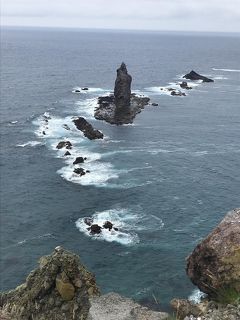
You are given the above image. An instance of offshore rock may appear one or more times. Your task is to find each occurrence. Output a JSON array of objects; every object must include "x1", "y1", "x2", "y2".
[
  {"x1": 0, "y1": 247, "x2": 100, "y2": 320},
  {"x1": 186, "y1": 208, "x2": 240, "y2": 301},
  {"x1": 73, "y1": 117, "x2": 103, "y2": 140},
  {"x1": 183, "y1": 70, "x2": 214, "y2": 82},
  {"x1": 179, "y1": 81, "x2": 192, "y2": 90},
  {"x1": 94, "y1": 63, "x2": 150, "y2": 125},
  {"x1": 114, "y1": 62, "x2": 132, "y2": 108},
  {"x1": 56, "y1": 141, "x2": 72, "y2": 149},
  {"x1": 87, "y1": 292, "x2": 169, "y2": 320},
  {"x1": 95, "y1": 93, "x2": 150, "y2": 125}
]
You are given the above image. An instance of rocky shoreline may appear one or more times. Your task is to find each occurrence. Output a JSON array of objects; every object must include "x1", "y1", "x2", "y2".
[{"x1": 1, "y1": 208, "x2": 239, "y2": 319}]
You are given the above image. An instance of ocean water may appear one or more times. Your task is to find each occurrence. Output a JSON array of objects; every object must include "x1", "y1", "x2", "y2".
[{"x1": 0, "y1": 27, "x2": 240, "y2": 310}]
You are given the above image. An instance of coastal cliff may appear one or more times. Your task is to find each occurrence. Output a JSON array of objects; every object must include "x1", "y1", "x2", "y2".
[{"x1": 1, "y1": 209, "x2": 239, "y2": 319}]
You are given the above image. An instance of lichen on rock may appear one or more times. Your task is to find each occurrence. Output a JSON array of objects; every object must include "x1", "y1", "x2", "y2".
[{"x1": 0, "y1": 246, "x2": 100, "y2": 320}]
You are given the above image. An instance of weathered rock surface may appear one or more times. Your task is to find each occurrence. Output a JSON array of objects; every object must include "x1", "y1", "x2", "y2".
[
  {"x1": 183, "y1": 70, "x2": 214, "y2": 82},
  {"x1": 114, "y1": 62, "x2": 132, "y2": 108},
  {"x1": 73, "y1": 117, "x2": 104, "y2": 140},
  {"x1": 0, "y1": 247, "x2": 100, "y2": 320},
  {"x1": 94, "y1": 63, "x2": 150, "y2": 125},
  {"x1": 183, "y1": 303, "x2": 240, "y2": 320},
  {"x1": 87, "y1": 292, "x2": 169, "y2": 320},
  {"x1": 95, "y1": 94, "x2": 150, "y2": 125},
  {"x1": 186, "y1": 208, "x2": 240, "y2": 301}
]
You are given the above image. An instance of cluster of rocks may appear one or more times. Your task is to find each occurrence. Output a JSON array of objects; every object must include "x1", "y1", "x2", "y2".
[
  {"x1": 84, "y1": 218, "x2": 119, "y2": 235},
  {"x1": 162, "y1": 70, "x2": 214, "y2": 97},
  {"x1": 74, "y1": 87, "x2": 89, "y2": 93},
  {"x1": 94, "y1": 63, "x2": 151, "y2": 125},
  {"x1": 56, "y1": 142, "x2": 90, "y2": 177},
  {"x1": 73, "y1": 117, "x2": 103, "y2": 140}
]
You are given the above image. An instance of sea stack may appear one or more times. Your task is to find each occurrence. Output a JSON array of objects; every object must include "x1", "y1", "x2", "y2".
[
  {"x1": 94, "y1": 63, "x2": 150, "y2": 125},
  {"x1": 114, "y1": 62, "x2": 132, "y2": 108}
]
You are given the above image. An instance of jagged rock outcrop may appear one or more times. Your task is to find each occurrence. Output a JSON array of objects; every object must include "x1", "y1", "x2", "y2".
[
  {"x1": 114, "y1": 62, "x2": 132, "y2": 108},
  {"x1": 94, "y1": 63, "x2": 150, "y2": 125},
  {"x1": 87, "y1": 292, "x2": 169, "y2": 320},
  {"x1": 73, "y1": 117, "x2": 103, "y2": 140},
  {"x1": 183, "y1": 70, "x2": 214, "y2": 82},
  {"x1": 186, "y1": 208, "x2": 240, "y2": 302},
  {"x1": 0, "y1": 247, "x2": 100, "y2": 320}
]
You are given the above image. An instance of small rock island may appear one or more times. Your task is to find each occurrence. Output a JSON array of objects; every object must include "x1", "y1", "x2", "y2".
[{"x1": 94, "y1": 63, "x2": 150, "y2": 125}]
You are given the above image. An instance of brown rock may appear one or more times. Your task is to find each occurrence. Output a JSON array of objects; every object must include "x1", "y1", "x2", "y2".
[
  {"x1": 56, "y1": 272, "x2": 75, "y2": 301},
  {"x1": 186, "y1": 208, "x2": 240, "y2": 302}
]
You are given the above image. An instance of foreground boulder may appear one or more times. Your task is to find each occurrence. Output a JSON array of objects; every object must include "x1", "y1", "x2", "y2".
[
  {"x1": 186, "y1": 208, "x2": 240, "y2": 302},
  {"x1": 0, "y1": 247, "x2": 100, "y2": 320},
  {"x1": 73, "y1": 117, "x2": 103, "y2": 140},
  {"x1": 94, "y1": 63, "x2": 150, "y2": 125},
  {"x1": 87, "y1": 292, "x2": 169, "y2": 320},
  {"x1": 183, "y1": 70, "x2": 214, "y2": 82}
]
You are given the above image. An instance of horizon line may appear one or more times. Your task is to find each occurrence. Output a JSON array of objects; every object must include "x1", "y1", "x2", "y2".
[{"x1": 2, "y1": 25, "x2": 240, "y2": 35}]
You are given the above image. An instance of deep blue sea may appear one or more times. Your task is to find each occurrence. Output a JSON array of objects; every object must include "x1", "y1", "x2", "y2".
[{"x1": 1, "y1": 27, "x2": 240, "y2": 310}]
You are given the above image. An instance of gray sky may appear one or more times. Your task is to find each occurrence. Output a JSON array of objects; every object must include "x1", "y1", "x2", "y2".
[{"x1": 2, "y1": 0, "x2": 240, "y2": 32}]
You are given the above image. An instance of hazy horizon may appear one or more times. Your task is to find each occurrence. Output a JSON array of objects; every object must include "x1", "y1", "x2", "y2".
[{"x1": 2, "y1": 0, "x2": 240, "y2": 33}]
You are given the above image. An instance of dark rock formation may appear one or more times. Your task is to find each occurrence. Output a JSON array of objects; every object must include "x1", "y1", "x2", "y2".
[
  {"x1": 94, "y1": 63, "x2": 150, "y2": 125},
  {"x1": 103, "y1": 221, "x2": 113, "y2": 231},
  {"x1": 95, "y1": 94, "x2": 150, "y2": 125},
  {"x1": 64, "y1": 151, "x2": 71, "y2": 156},
  {"x1": 0, "y1": 247, "x2": 100, "y2": 320},
  {"x1": 73, "y1": 168, "x2": 86, "y2": 176},
  {"x1": 152, "y1": 103, "x2": 159, "y2": 106},
  {"x1": 89, "y1": 224, "x2": 102, "y2": 235},
  {"x1": 73, "y1": 117, "x2": 103, "y2": 140},
  {"x1": 74, "y1": 89, "x2": 81, "y2": 93},
  {"x1": 73, "y1": 157, "x2": 85, "y2": 165},
  {"x1": 183, "y1": 70, "x2": 214, "y2": 82},
  {"x1": 186, "y1": 208, "x2": 240, "y2": 302},
  {"x1": 179, "y1": 81, "x2": 192, "y2": 90},
  {"x1": 114, "y1": 62, "x2": 132, "y2": 108},
  {"x1": 81, "y1": 87, "x2": 89, "y2": 91},
  {"x1": 56, "y1": 141, "x2": 72, "y2": 149},
  {"x1": 170, "y1": 90, "x2": 186, "y2": 96}
]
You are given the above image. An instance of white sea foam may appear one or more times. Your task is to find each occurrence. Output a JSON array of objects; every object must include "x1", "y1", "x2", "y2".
[
  {"x1": 188, "y1": 289, "x2": 206, "y2": 304},
  {"x1": 57, "y1": 161, "x2": 119, "y2": 187},
  {"x1": 76, "y1": 207, "x2": 164, "y2": 245},
  {"x1": 75, "y1": 98, "x2": 98, "y2": 119},
  {"x1": 213, "y1": 76, "x2": 228, "y2": 80},
  {"x1": 10, "y1": 120, "x2": 18, "y2": 124},
  {"x1": 76, "y1": 208, "x2": 139, "y2": 246},
  {"x1": 212, "y1": 68, "x2": 240, "y2": 72},
  {"x1": 16, "y1": 141, "x2": 43, "y2": 148}
]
